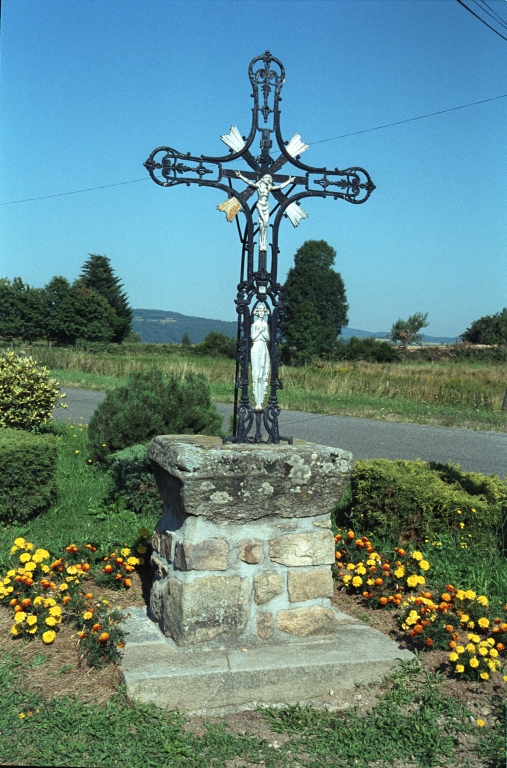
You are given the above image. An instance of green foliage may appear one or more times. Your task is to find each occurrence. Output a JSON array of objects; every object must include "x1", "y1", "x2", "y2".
[
  {"x1": 283, "y1": 240, "x2": 348, "y2": 363},
  {"x1": 193, "y1": 331, "x2": 236, "y2": 358},
  {"x1": 80, "y1": 254, "x2": 133, "y2": 343},
  {"x1": 44, "y1": 276, "x2": 117, "y2": 345},
  {"x1": 349, "y1": 459, "x2": 506, "y2": 550},
  {"x1": 88, "y1": 367, "x2": 223, "y2": 461},
  {"x1": 0, "y1": 429, "x2": 58, "y2": 524},
  {"x1": 462, "y1": 307, "x2": 507, "y2": 345},
  {"x1": 181, "y1": 331, "x2": 191, "y2": 345},
  {"x1": 107, "y1": 443, "x2": 162, "y2": 516},
  {"x1": 0, "y1": 351, "x2": 66, "y2": 430},
  {"x1": 390, "y1": 312, "x2": 429, "y2": 350},
  {"x1": 0, "y1": 278, "x2": 46, "y2": 343},
  {"x1": 335, "y1": 336, "x2": 400, "y2": 362},
  {"x1": 124, "y1": 331, "x2": 142, "y2": 344}
]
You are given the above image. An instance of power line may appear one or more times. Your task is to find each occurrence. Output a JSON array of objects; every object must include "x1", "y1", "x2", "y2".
[
  {"x1": 310, "y1": 93, "x2": 507, "y2": 145},
  {"x1": 472, "y1": 0, "x2": 507, "y2": 31},
  {"x1": 1, "y1": 178, "x2": 150, "y2": 206},
  {"x1": 2, "y1": 92, "x2": 507, "y2": 205},
  {"x1": 456, "y1": 0, "x2": 507, "y2": 42}
]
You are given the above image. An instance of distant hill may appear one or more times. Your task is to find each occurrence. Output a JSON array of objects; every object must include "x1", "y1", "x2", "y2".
[
  {"x1": 132, "y1": 309, "x2": 237, "y2": 344},
  {"x1": 132, "y1": 310, "x2": 458, "y2": 346}
]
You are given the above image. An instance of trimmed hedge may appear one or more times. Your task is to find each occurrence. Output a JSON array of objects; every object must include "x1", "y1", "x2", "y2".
[
  {"x1": 0, "y1": 428, "x2": 58, "y2": 524},
  {"x1": 348, "y1": 459, "x2": 506, "y2": 550},
  {"x1": 107, "y1": 443, "x2": 162, "y2": 517}
]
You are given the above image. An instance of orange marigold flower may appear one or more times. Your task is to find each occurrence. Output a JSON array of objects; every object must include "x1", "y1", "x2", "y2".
[
  {"x1": 21, "y1": 598, "x2": 32, "y2": 607},
  {"x1": 363, "y1": 591, "x2": 369, "y2": 597},
  {"x1": 62, "y1": 595, "x2": 71, "y2": 604},
  {"x1": 449, "y1": 641, "x2": 457, "y2": 649},
  {"x1": 356, "y1": 540, "x2": 365, "y2": 548},
  {"x1": 123, "y1": 578, "x2": 131, "y2": 588},
  {"x1": 398, "y1": 549, "x2": 406, "y2": 557},
  {"x1": 395, "y1": 593, "x2": 403, "y2": 600},
  {"x1": 387, "y1": 596, "x2": 394, "y2": 603},
  {"x1": 493, "y1": 617, "x2": 501, "y2": 624},
  {"x1": 445, "y1": 585, "x2": 455, "y2": 593},
  {"x1": 444, "y1": 624, "x2": 454, "y2": 633},
  {"x1": 347, "y1": 531, "x2": 355, "y2": 539},
  {"x1": 92, "y1": 623, "x2": 102, "y2": 631},
  {"x1": 497, "y1": 642, "x2": 505, "y2": 651},
  {"x1": 452, "y1": 633, "x2": 459, "y2": 641},
  {"x1": 414, "y1": 624, "x2": 424, "y2": 634},
  {"x1": 382, "y1": 564, "x2": 390, "y2": 571},
  {"x1": 335, "y1": 553, "x2": 342, "y2": 559},
  {"x1": 9, "y1": 598, "x2": 18, "y2": 606},
  {"x1": 104, "y1": 565, "x2": 113, "y2": 573},
  {"x1": 85, "y1": 593, "x2": 94, "y2": 600},
  {"x1": 441, "y1": 593, "x2": 451, "y2": 602},
  {"x1": 334, "y1": 534, "x2": 342, "y2": 541},
  {"x1": 14, "y1": 604, "x2": 23, "y2": 613},
  {"x1": 98, "y1": 632, "x2": 109, "y2": 642},
  {"x1": 81, "y1": 563, "x2": 90, "y2": 572},
  {"x1": 115, "y1": 574, "x2": 122, "y2": 580},
  {"x1": 379, "y1": 597, "x2": 388, "y2": 605},
  {"x1": 425, "y1": 638, "x2": 433, "y2": 647},
  {"x1": 374, "y1": 578, "x2": 383, "y2": 586}
]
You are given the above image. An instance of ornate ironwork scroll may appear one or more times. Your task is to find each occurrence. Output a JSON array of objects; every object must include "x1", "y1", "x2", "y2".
[{"x1": 144, "y1": 51, "x2": 375, "y2": 444}]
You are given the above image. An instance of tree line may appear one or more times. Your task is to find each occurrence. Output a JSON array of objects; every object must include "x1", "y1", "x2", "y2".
[{"x1": 0, "y1": 255, "x2": 133, "y2": 345}]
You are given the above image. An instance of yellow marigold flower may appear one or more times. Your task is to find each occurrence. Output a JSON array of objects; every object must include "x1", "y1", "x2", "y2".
[
  {"x1": 25, "y1": 543, "x2": 33, "y2": 550},
  {"x1": 486, "y1": 638, "x2": 495, "y2": 646},
  {"x1": 42, "y1": 630, "x2": 57, "y2": 644},
  {"x1": 126, "y1": 557, "x2": 139, "y2": 566},
  {"x1": 10, "y1": 546, "x2": 18, "y2": 554},
  {"x1": 394, "y1": 567, "x2": 405, "y2": 578},
  {"x1": 44, "y1": 598, "x2": 56, "y2": 608},
  {"x1": 83, "y1": 611, "x2": 93, "y2": 620},
  {"x1": 468, "y1": 621, "x2": 475, "y2": 629},
  {"x1": 477, "y1": 595, "x2": 488, "y2": 606},
  {"x1": 346, "y1": 563, "x2": 355, "y2": 571},
  {"x1": 419, "y1": 560, "x2": 430, "y2": 571},
  {"x1": 449, "y1": 652, "x2": 459, "y2": 661},
  {"x1": 33, "y1": 596, "x2": 44, "y2": 606},
  {"x1": 489, "y1": 648, "x2": 499, "y2": 658},
  {"x1": 14, "y1": 612, "x2": 27, "y2": 623},
  {"x1": 121, "y1": 548, "x2": 131, "y2": 557},
  {"x1": 455, "y1": 590, "x2": 465, "y2": 600},
  {"x1": 342, "y1": 575, "x2": 352, "y2": 585},
  {"x1": 19, "y1": 712, "x2": 25, "y2": 719},
  {"x1": 59, "y1": 583, "x2": 68, "y2": 592},
  {"x1": 478, "y1": 647, "x2": 489, "y2": 656},
  {"x1": 6, "y1": 570, "x2": 15, "y2": 578},
  {"x1": 10, "y1": 625, "x2": 20, "y2": 636},
  {"x1": 367, "y1": 579, "x2": 375, "y2": 586},
  {"x1": 49, "y1": 606, "x2": 61, "y2": 617},
  {"x1": 468, "y1": 634, "x2": 481, "y2": 643},
  {"x1": 478, "y1": 618, "x2": 490, "y2": 629},
  {"x1": 27, "y1": 627, "x2": 37, "y2": 634},
  {"x1": 45, "y1": 616, "x2": 57, "y2": 627},
  {"x1": 469, "y1": 657, "x2": 479, "y2": 668},
  {"x1": 465, "y1": 590, "x2": 476, "y2": 600},
  {"x1": 455, "y1": 664, "x2": 464, "y2": 673},
  {"x1": 24, "y1": 561, "x2": 36, "y2": 571},
  {"x1": 75, "y1": 450, "x2": 80, "y2": 455},
  {"x1": 356, "y1": 566, "x2": 366, "y2": 576},
  {"x1": 14, "y1": 537, "x2": 26, "y2": 547},
  {"x1": 460, "y1": 615, "x2": 470, "y2": 624},
  {"x1": 476, "y1": 718, "x2": 485, "y2": 726},
  {"x1": 411, "y1": 551, "x2": 423, "y2": 561},
  {"x1": 352, "y1": 576, "x2": 363, "y2": 587},
  {"x1": 465, "y1": 643, "x2": 476, "y2": 653},
  {"x1": 366, "y1": 559, "x2": 376, "y2": 567},
  {"x1": 36, "y1": 548, "x2": 50, "y2": 559},
  {"x1": 406, "y1": 575, "x2": 418, "y2": 588},
  {"x1": 19, "y1": 553, "x2": 31, "y2": 563},
  {"x1": 3, "y1": 577, "x2": 11, "y2": 585},
  {"x1": 41, "y1": 564, "x2": 50, "y2": 573},
  {"x1": 26, "y1": 615, "x2": 37, "y2": 626},
  {"x1": 66, "y1": 566, "x2": 78, "y2": 575}
]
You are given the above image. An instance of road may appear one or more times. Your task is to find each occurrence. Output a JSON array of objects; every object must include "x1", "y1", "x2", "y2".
[{"x1": 54, "y1": 389, "x2": 507, "y2": 478}]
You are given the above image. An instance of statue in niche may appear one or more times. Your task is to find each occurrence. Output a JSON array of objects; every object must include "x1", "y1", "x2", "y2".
[
  {"x1": 234, "y1": 171, "x2": 294, "y2": 251},
  {"x1": 250, "y1": 305, "x2": 270, "y2": 409}
]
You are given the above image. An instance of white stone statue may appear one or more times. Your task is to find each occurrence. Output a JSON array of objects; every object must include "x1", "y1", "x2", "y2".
[
  {"x1": 250, "y1": 305, "x2": 270, "y2": 409},
  {"x1": 234, "y1": 171, "x2": 294, "y2": 251}
]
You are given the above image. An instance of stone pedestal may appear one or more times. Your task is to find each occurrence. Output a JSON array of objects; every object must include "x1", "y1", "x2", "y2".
[{"x1": 146, "y1": 435, "x2": 352, "y2": 648}]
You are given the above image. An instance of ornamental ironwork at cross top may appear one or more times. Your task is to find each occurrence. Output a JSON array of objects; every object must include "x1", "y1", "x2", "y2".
[{"x1": 144, "y1": 51, "x2": 375, "y2": 445}]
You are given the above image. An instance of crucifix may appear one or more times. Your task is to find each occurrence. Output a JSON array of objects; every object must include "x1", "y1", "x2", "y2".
[{"x1": 144, "y1": 51, "x2": 375, "y2": 444}]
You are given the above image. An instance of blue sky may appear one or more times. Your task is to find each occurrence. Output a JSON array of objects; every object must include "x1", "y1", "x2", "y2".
[{"x1": 1, "y1": 0, "x2": 506, "y2": 337}]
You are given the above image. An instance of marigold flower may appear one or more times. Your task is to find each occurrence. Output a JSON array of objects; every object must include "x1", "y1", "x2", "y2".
[
  {"x1": 104, "y1": 565, "x2": 113, "y2": 573},
  {"x1": 455, "y1": 664, "x2": 464, "y2": 673},
  {"x1": 59, "y1": 583, "x2": 68, "y2": 592},
  {"x1": 98, "y1": 632, "x2": 109, "y2": 642},
  {"x1": 123, "y1": 578, "x2": 131, "y2": 588},
  {"x1": 411, "y1": 551, "x2": 423, "y2": 561},
  {"x1": 419, "y1": 560, "x2": 430, "y2": 571},
  {"x1": 19, "y1": 553, "x2": 31, "y2": 563},
  {"x1": 456, "y1": 645, "x2": 465, "y2": 654},
  {"x1": 14, "y1": 612, "x2": 27, "y2": 623},
  {"x1": 476, "y1": 718, "x2": 485, "y2": 726},
  {"x1": 45, "y1": 616, "x2": 57, "y2": 627},
  {"x1": 62, "y1": 595, "x2": 71, "y2": 604},
  {"x1": 478, "y1": 618, "x2": 490, "y2": 629},
  {"x1": 351, "y1": 576, "x2": 363, "y2": 588},
  {"x1": 347, "y1": 531, "x2": 355, "y2": 539},
  {"x1": 26, "y1": 615, "x2": 37, "y2": 626},
  {"x1": 92, "y1": 623, "x2": 102, "y2": 631},
  {"x1": 496, "y1": 642, "x2": 505, "y2": 651},
  {"x1": 460, "y1": 614, "x2": 470, "y2": 624},
  {"x1": 83, "y1": 611, "x2": 93, "y2": 620},
  {"x1": 425, "y1": 638, "x2": 433, "y2": 647},
  {"x1": 469, "y1": 657, "x2": 479, "y2": 668},
  {"x1": 465, "y1": 590, "x2": 476, "y2": 600},
  {"x1": 489, "y1": 648, "x2": 499, "y2": 658},
  {"x1": 394, "y1": 567, "x2": 405, "y2": 578},
  {"x1": 42, "y1": 630, "x2": 57, "y2": 644},
  {"x1": 115, "y1": 573, "x2": 122, "y2": 580}
]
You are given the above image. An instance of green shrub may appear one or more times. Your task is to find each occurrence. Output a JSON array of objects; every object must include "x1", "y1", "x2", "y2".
[
  {"x1": 0, "y1": 351, "x2": 67, "y2": 430},
  {"x1": 88, "y1": 367, "x2": 223, "y2": 461},
  {"x1": 193, "y1": 331, "x2": 236, "y2": 358},
  {"x1": 0, "y1": 428, "x2": 58, "y2": 524},
  {"x1": 335, "y1": 336, "x2": 400, "y2": 363},
  {"x1": 107, "y1": 443, "x2": 162, "y2": 516},
  {"x1": 349, "y1": 459, "x2": 505, "y2": 550}
]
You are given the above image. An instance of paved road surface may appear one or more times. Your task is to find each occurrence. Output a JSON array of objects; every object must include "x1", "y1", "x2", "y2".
[{"x1": 54, "y1": 389, "x2": 507, "y2": 478}]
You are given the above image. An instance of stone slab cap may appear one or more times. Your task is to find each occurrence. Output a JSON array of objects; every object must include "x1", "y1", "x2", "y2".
[{"x1": 147, "y1": 435, "x2": 353, "y2": 522}]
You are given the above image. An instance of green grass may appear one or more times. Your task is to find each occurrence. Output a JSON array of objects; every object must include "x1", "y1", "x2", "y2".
[{"x1": 1, "y1": 654, "x2": 502, "y2": 768}]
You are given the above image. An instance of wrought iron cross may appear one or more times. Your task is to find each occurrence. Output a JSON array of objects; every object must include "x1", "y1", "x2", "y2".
[{"x1": 144, "y1": 51, "x2": 375, "y2": 444}]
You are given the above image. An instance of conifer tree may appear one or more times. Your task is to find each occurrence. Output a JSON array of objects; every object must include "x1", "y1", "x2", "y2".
[
  {"x1": 79, "y1": 254, "x2": 133, "y2": 343},
  {"x1": 282, "y1": 240, "x2": 348, "y2": 363}
]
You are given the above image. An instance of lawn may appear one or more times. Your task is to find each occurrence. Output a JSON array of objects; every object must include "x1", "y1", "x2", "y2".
[{"x1": 0, "y1": 420, "x2": 505, "y2": 767}]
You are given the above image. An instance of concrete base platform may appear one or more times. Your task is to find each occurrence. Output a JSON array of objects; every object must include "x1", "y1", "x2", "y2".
[{"x1": 120, "y1": 607, "x2": 414, "y2": 715}]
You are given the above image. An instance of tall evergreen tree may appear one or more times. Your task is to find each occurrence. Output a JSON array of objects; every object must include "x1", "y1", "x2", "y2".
[
  {"x1": 79, "y1": 254, "x2": 133, "y2": 343},
  {"x1": 282, "y1": 240, "x2": 348, "y2": 363},
  {"x1": 0, "y1": 278, "x2": 45, "y2": 342}
]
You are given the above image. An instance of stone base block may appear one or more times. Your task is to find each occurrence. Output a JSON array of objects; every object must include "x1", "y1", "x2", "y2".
[{"x1": 120, "y1": 606, "x2": 415, "y2": 716}]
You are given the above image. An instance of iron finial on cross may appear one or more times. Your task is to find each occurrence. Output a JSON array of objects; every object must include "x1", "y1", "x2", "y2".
[{"x1": 144, "y1": 51, "x2": 375, "y2": 444}]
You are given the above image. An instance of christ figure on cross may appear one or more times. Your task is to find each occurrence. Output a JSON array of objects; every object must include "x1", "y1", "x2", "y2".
[{"x1": 234, "y1": 171, "x2": 294, "y2": 251}]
